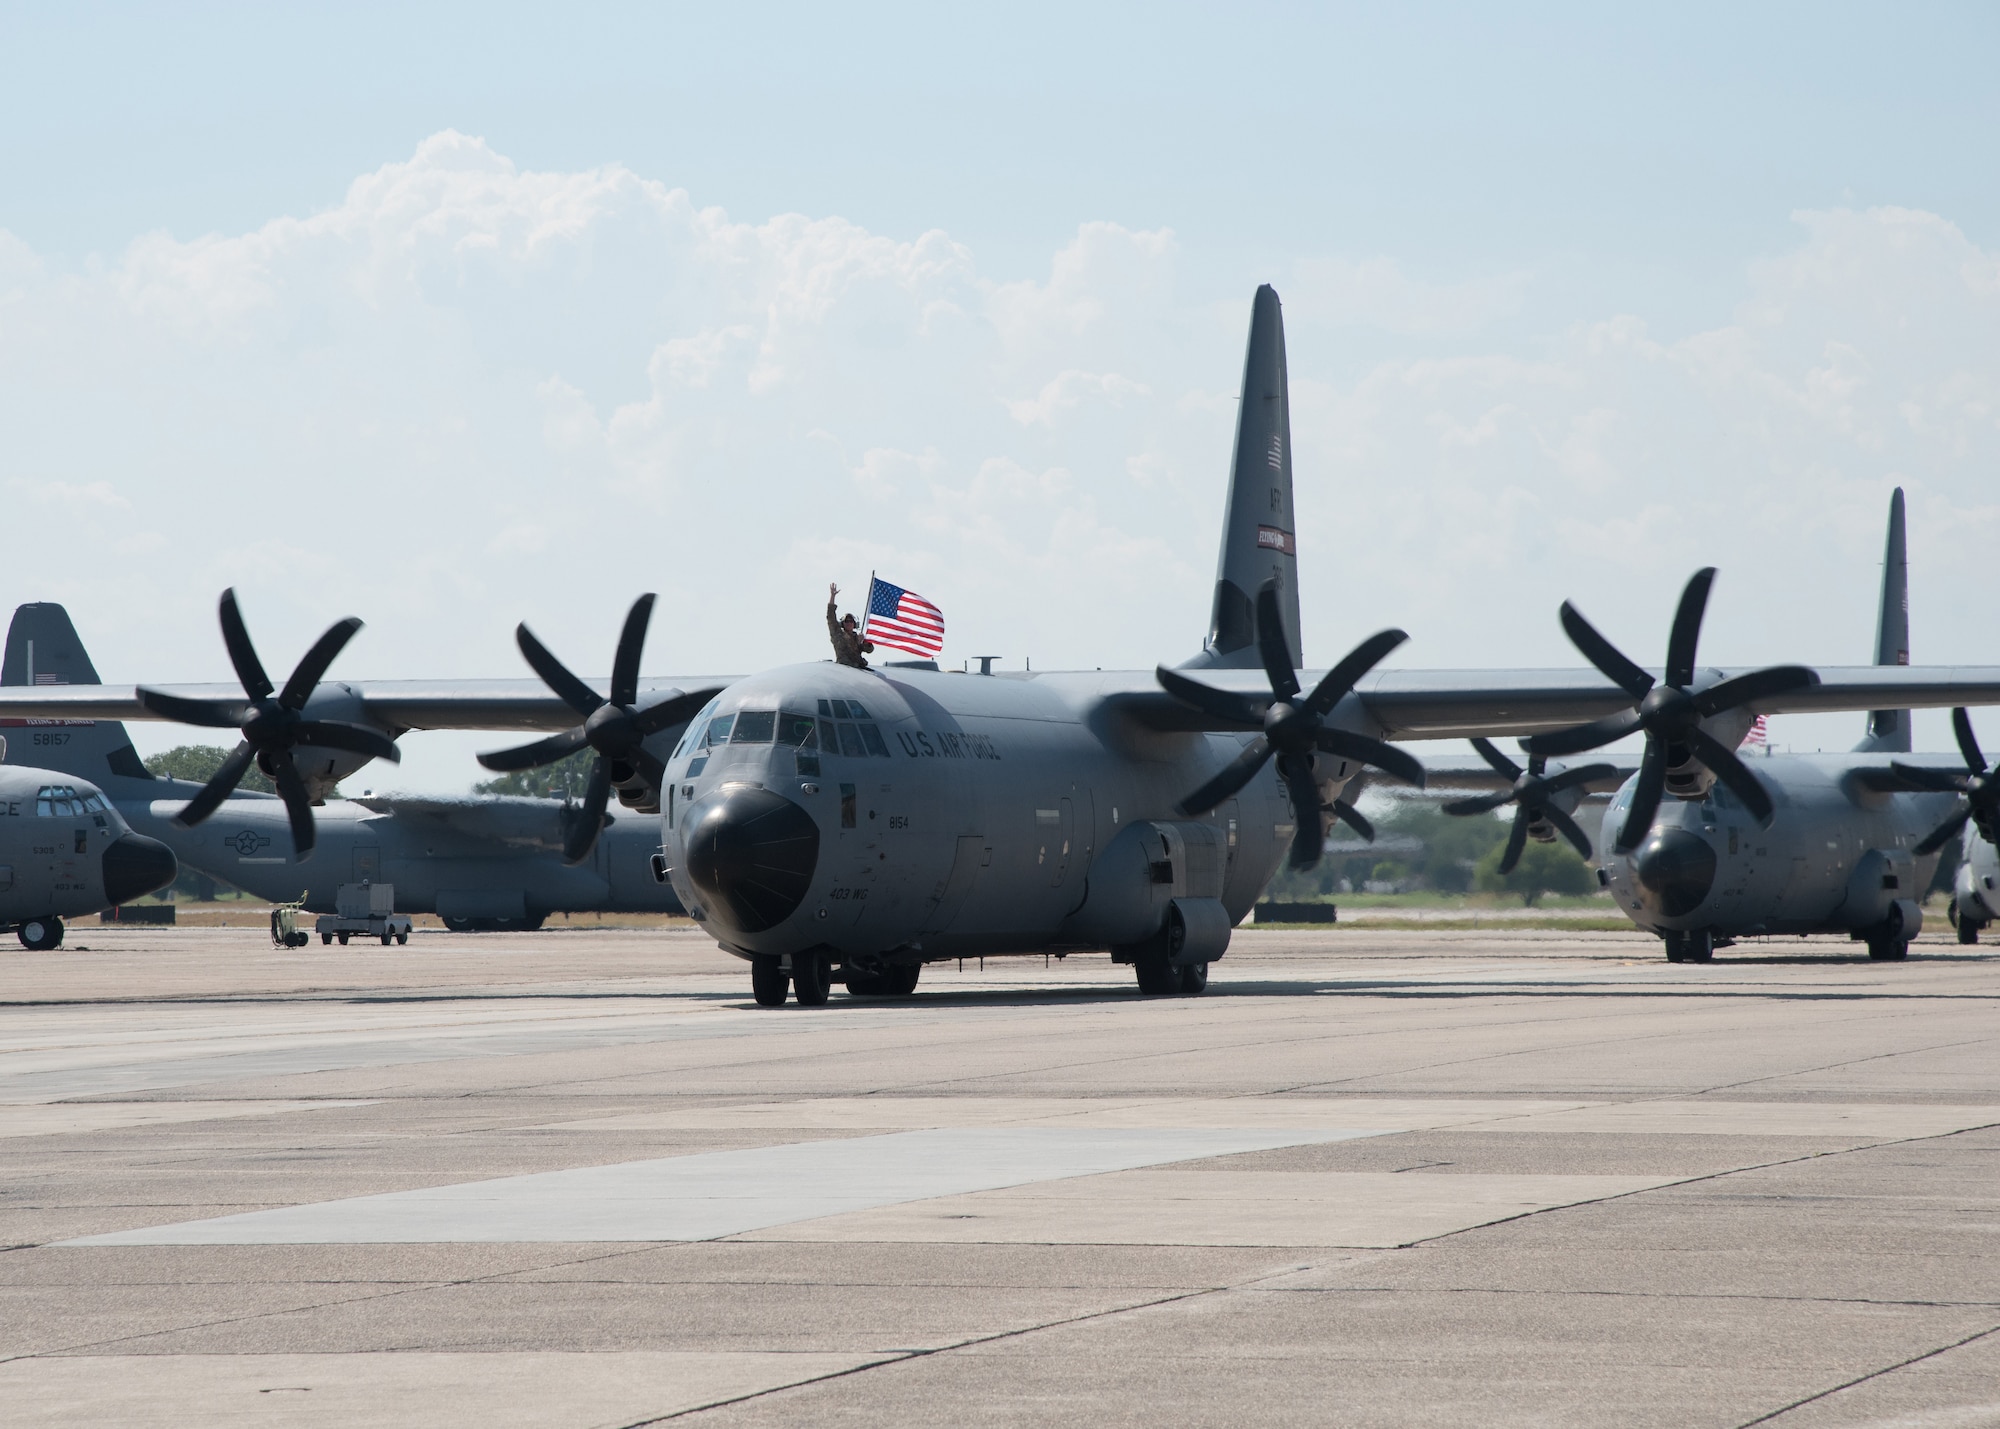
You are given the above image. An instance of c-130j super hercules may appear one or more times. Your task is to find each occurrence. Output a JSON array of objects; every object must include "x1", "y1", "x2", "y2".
[{"x1": 5, "y1": 286, "x2": 2000, "y2": 999}]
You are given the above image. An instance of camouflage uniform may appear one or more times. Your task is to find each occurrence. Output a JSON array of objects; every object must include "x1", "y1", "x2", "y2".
[{"x1": 827, "y1": 599, "x2": 874, "y2": 670}]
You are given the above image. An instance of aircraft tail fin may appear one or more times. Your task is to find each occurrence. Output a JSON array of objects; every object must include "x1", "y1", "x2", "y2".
[
  {"x1": 1855, "y1": 487, "x2": 1911, "y2": 754},
  {"x1": 1, "y1": 603, "x2": 157, "y2": 784},
  {"x1": 1185, "y1": 284, "x2": 1301, "y2": 670}
]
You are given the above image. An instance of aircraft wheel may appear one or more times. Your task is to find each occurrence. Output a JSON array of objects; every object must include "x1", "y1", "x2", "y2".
[
  {"x1": 1134, "y1": 951, "x2": 1179, "y2": 994},
  {"x1": 1958, "y1": 918, "x2": 1980, "y2": 946},
  {"x1": 751, "y1": 956, "x2": 788, "y2": 1007},
  {"x1": 792, "y1": 952, "x2": 832, "y2": 1006},
  {"x1": 1867, "y1": 935, "x2": 1908, "y2": 961},
  {"x1": 17, "y1": 917, "x2": 62, "y2": 951},
  {"x1": 843, "y1": 970, "x2": 888, "y2": 996},
  {"x1": 1661, "y1": 932, "x2": 1686, "y2": 963},
  {"x1": 1684, "y1": 930, "x2": 1714, "y2": 963},
  {"x1": 888, "y1": 962, "x2": 921, "y2": 996},
  {"x1": 1179, "y1": 962, "x2": 1209, "y2": 995}
]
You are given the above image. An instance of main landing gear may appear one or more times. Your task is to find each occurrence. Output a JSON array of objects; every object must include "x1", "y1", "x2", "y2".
[{"x1": 1948, "y1": 899, "x2": 1982, "y2": 946}]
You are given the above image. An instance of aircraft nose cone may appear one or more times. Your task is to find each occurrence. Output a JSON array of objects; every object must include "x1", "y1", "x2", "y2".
[
  {"x1": 101, "y1": 833, "x2": 178, "y2": 906},
  {"x1": 1631, "y1": 828, "x2": 1716, "y2": 918},
  {"x1": 684, "y1": 785, "x2": 819, "y2": 933}
]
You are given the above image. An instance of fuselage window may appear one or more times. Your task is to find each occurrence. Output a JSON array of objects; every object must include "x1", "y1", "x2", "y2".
[
  {"x1": 858, "y1": 723, "x2": 889, "y2": 757},
  {"x1": 837, "y1": 722, "x2": 866, "y2": 758},
  {"x1": 732, "y1": 710, "x2": 777, "y2": 743}
]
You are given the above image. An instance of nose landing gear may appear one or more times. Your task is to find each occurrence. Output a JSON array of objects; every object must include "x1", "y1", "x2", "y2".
[
  {"x1": 1662, "y1": 929, "x2": 1714, "y2": 963},
  {"x1": 750, "y1": 952, "x2": 834, "y2": 1006}
]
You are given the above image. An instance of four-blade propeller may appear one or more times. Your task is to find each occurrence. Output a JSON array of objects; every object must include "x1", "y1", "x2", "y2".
[
  {"x1": 1443, "y1": 738, "x2": 1617, "y2": 874},
  {"x1": 137, "y1": 589, "x2": 400, "y2": 859},
  {"x1": 1892, "y1": 708, "x2": 2000, "y2": 856},
  {"x1": 478, "y1": 594, "x2": 723, "y2": 865},
  {"x1": 1524, "y1": 568, "x2": 1817, "y2": 854},
  {"x1": 1155, "y1": 580, "x2": 1425, "y2": 870}
]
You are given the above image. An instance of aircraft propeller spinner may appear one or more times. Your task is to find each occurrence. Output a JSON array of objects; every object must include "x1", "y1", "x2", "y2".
[
  {"x1": 138, "y1": 588, "x2": 400, "y2": 859},
  {"x1": 1893, "y1": 708, "x2": 2000, "y2": 856},
  {"x1": 478, "y1": 594, "x2": 723, "y2": 865},
  {"x1": 1442, "y1": 738, "x2": 1616, "y2": 874},
  {"x1": 1155, "y1": 579, "x2": 1425, "y2": 871},
  {"x1": 1524, "y1": 568, "x2": 1817, "y2": 855}
]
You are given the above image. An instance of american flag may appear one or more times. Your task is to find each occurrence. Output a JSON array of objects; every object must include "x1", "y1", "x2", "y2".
[
  {"x1": 1741, "y1": 714, "x2": 1768, "y2": 752},
  {"x1": 864, "y1": 576, "x2": 944, "y2": 659}
]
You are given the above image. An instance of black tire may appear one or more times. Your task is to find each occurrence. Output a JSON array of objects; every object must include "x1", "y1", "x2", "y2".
[
  {"x1": 1685, "y1": 930, "x2": 1714, "y2": 963},
  {"x1": 792, "y1": 951, "x2": 832, "y2": 1006},
  {"x1": 844, "y1": 971, "x2": 888, "y2": 996},
  {"x1": 889, "y1": 962, "x2": 921, "y2": 996},
  {"x1": 751, "y1": 956, "x2": 788, "y2": 1007},
  {"x1": 1958, "y1": 918, "x2": 1980, "y2": 946},
  {"x1": 321, "y1": 933, "x2": 332, "y2": 946},
  {"x1": 1179, "y1": 962, "x2": 1209, "y2": 994},
  {"x1": 289, "y1": 932, "x2": 309, "y2": 948},
  {"x1": 397, "y1": 931, "x2": 409, "y2": 946},
  {"x1": 1867, "y1": 936, "x2": 1908, "y2": 961},
  {"x1": 1134, "y1": 950, "x2": 1179, "y2": 995},
  {"x1": 337, "y1": 932, "x2": 350, "y2": 946},
  {"x1": 442, "y1": 917, "x2": 471, "y2": 933},
  {"x1": 1662, "y1": 932, "x2": 1686, "y2": 963},
  {"x1": 17, "y1": 917, "x2": 62, "y2": 951}
]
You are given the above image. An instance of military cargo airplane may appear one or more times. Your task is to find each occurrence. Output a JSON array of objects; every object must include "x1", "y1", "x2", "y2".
[
  {"x1": 6, "y1": 286, "x2": 2000, "y2": 1003},
  {"x1": 1949, "y1": 831, "x2": 1999, "y2": 943},
  {"x1": 1, "y1": 605, "x2": 688, "y2": 927},
  {"x1": 0, "y1": 741, "x2": 177, "y2": 948},
  {"x1": 1529, "y1": 488, "x2": 1986, "y2": 961}
]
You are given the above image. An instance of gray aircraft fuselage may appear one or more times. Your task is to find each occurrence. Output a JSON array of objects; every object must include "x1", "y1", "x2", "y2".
[
  {"x1": 0, "y1": 765, "x2": 177, "y2": 939},
  {"x1": 660, "y1": 662, "x2": 1299, "y2": 968},
  {"x1": 112, "y1": 782, "x2": 683, "y2": 926},
  {"x1": 1600, "y1": 753, "x2": 1959, "y2": 943}
]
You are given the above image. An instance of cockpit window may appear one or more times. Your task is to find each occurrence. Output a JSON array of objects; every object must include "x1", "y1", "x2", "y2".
[
  {"x1": 35, "y1": 784, "x2": 96, "y2": 817},
  {"x1": 776, "y1": 713, "x2": 818, "y2": 747},
  {"x1": 673, "y1": 698, "x2": 722, "y2": 760},
  {"x1": 702, "y1": 714, "x2": 734, "y2": 748},
  {"x1": 732, "y1": 710, "x2": 776, "y2": 744},
  {"x1": 858, "y1": 724, "x2": 889, "y2": 757},
  {"x1": 846, "y1": 699, "x2": 872, "y2": 720}
]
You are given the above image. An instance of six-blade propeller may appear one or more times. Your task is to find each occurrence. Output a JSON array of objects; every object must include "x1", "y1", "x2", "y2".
[
  {"x1": 478, "y1": 594, "x2": 723, "y2": 865},
  {"x1": 1891, "y1": 708, "x2": 2000, "y2": 856},
  {"x1": 137, "y1": 589, "x2": 400, "y2": 859},
  {"x1": 1443, "y1": 738, "x2": 1617, "y2": 874},
  {"x1": 1155, "y1": 580, "x2": 1425, "y2": 870},
  {"x1": 1524, "y1": 568, "x2": 1817, "y2": 854}
]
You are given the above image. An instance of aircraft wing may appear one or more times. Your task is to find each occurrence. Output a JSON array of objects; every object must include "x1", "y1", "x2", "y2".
[
  {"x1": 0, "y1": 678, "x2": 733, "y2": 733},
  {"x1": 1107, "y1": 663, "x2": 2000, "y2": 743}
]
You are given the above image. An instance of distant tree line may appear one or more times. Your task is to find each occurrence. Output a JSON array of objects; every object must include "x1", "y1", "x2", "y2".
[{"x1": 1269, "y1": 799, "x2": 1599, "y2": 906}]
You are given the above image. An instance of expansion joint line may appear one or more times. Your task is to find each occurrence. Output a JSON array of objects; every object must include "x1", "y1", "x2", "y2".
[
  {"x1": 617, "y1": 1283, "x2": 1233, "y2": 1425},
  {"x1": 1734, "y1": 1320, "x2": 2000, "y2": 1428}
]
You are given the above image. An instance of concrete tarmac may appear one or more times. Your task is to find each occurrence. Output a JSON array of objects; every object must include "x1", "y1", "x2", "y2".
[{"x1": 2, "y1": 925, "x2": 1997, "y2": 1426}]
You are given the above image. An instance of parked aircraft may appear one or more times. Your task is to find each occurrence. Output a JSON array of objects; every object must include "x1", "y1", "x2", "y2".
[
  {"x1": 0, "y1": 605, "x2": 688, "y2": 927},
  {"x1": 0, "y1": 741, "x2": 176, "y2": 948},
  {"x1": 1524, "y1": 488, "x2": 1977, "y2": 961},
  {"x1": 5, "y1": 287, "x2": 1999, "y2": 1002},
  {"x1": 1949, "y1": 829, "x2": 1999, "y2": 943}
]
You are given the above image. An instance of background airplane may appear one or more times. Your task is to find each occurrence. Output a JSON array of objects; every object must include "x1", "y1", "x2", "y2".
[
  {"x1": 5, "y1": 287, "x2": 2000, "y2": 1002},
  {"x1": 0, "y1": 747, "x2": 176, "y2": 948},
  {"x1": 1, "y1": 605, "x2": 689, "y2": 927}
]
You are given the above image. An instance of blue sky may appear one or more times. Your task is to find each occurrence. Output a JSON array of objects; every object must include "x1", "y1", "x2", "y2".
[{"x1": 2, "y1": 4, "x2": 1997, "y2": 788}]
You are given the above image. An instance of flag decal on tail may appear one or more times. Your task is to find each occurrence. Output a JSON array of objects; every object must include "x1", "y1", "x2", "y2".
[{"x1": 864, "y1": 578, "x2": 945, "y2": 659}]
